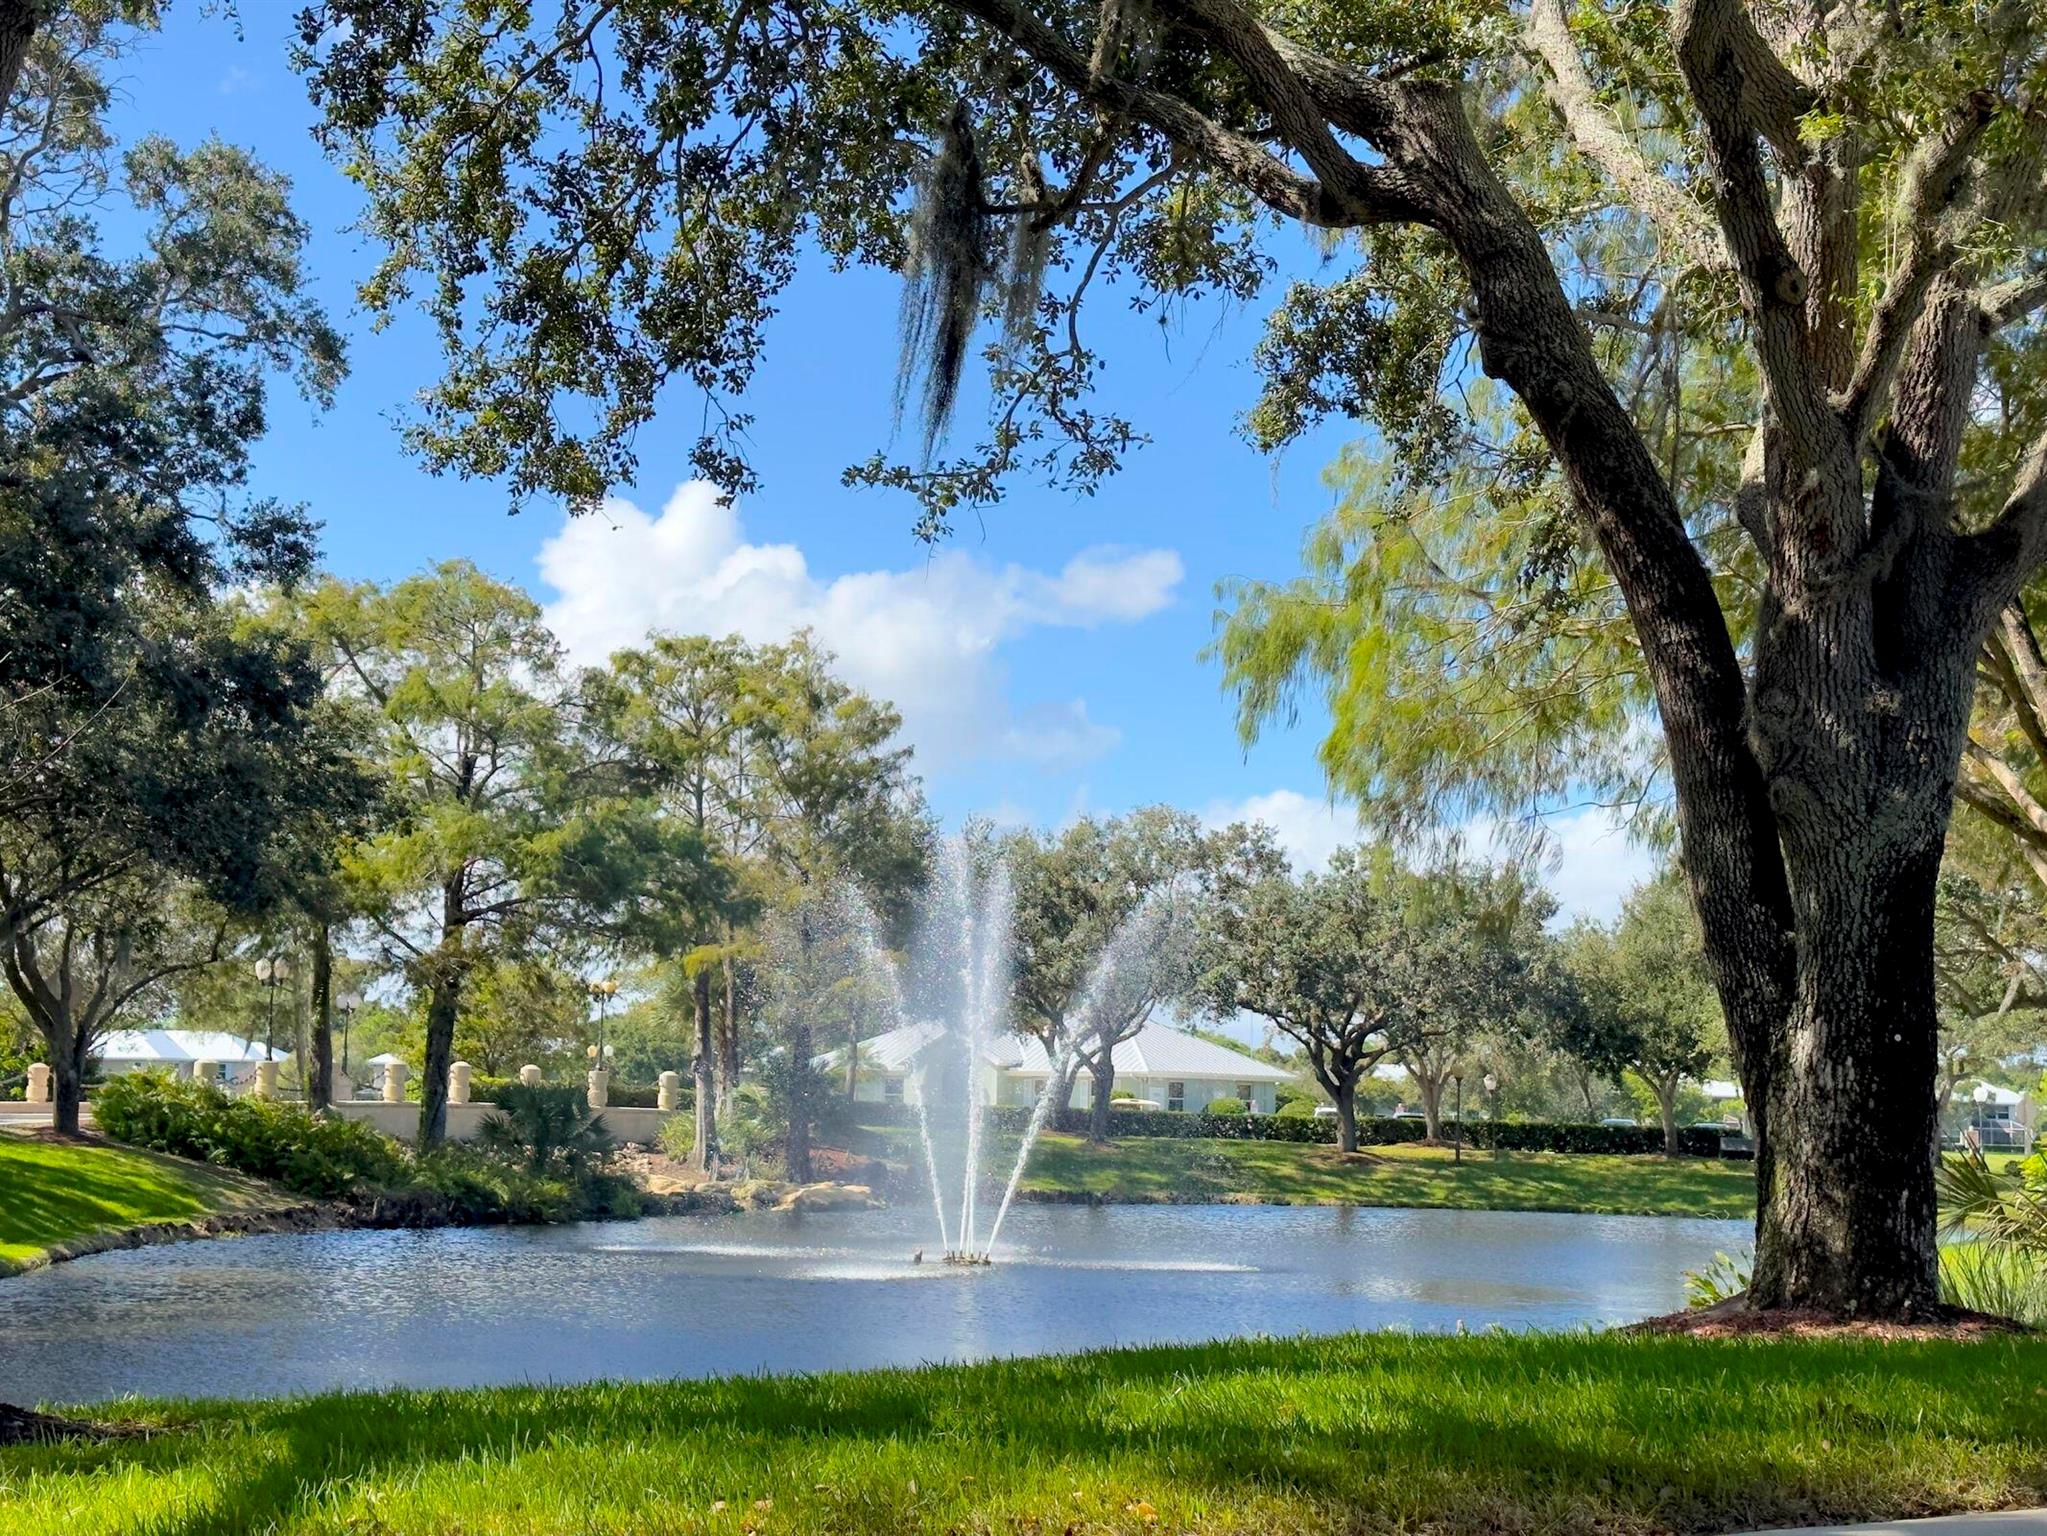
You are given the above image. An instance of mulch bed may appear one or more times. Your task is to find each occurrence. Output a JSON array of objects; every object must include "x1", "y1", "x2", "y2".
[
  {"x1": 1632, "y1": 1295, "x2": 2030, "y2": 1338},
  {"x1": 0, "y1": 1403, "x2": 151, "y2": 1447}
]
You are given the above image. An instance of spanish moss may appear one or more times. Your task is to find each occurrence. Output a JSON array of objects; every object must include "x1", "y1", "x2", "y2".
[{"x1": 898, "y1": 104, "x2": 991, "y2": 458}]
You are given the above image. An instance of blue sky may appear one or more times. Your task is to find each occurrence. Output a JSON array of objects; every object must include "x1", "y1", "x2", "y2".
[{"x1": 117, "y1": 8, "x2": 1652, "y2": 919}]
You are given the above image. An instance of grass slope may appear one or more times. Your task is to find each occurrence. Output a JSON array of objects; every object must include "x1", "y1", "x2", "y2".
[
  {"x1": 0, "y1": 1132, "x2": 296, "y2": 1274},
  {"x1": 4, "y1": 1333, "x2": 2043, "y2": 1535},
  {"x1": 1012, "y1": 1133, "x2": 1757, "y2": 1217}
]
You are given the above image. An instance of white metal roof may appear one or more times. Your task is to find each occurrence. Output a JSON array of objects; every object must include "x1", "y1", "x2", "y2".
[
  {"x1": 97, "y1": 1029, "x2": 285, "y2": 1065},
  {"x1": 833, "y1": 1020, "x2": 1294, "y2": 1082},
  {"x1": 1971, "y1": 1081, "x2": 2027, "y2": 1106}
]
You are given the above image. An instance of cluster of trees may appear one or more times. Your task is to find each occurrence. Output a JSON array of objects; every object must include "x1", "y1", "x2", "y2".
[
  {"x1": 999, "y1": 809, "x2": 1740, "y2": 1157},
  {"x1": 272, "y1": 0, "x2": 2047, "y2": 1322},
  {"x1": 4, "y1": 0, "x2": 2042, "y2": 1314}
]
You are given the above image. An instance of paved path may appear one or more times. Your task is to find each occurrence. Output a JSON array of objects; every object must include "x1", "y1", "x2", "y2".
[{"x1": 1736, "y1": 1514, "x2": 2047, "y2": 1536}]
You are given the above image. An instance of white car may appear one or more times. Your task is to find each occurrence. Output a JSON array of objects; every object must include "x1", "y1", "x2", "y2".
[{"x1": 1599, "y1": 1116, "x2": 1639, "y2": 1128}]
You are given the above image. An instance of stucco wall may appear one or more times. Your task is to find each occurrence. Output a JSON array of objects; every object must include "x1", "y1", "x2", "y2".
[{"x1": 329, "y1": 1101, "x2": 679, "y2": 1146}]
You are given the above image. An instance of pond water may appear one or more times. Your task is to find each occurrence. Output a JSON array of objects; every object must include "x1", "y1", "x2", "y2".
[{"x1": 1, "y1": 1203, "x2": 1748, "y2": 1404}]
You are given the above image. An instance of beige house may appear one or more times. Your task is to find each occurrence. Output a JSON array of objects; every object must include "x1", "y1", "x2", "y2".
[{"x1": 829, "y1": 1020, "x2": 1295, "y2": 1114}]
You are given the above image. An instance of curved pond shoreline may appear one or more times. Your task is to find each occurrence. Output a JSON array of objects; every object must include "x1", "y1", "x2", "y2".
[{"x1": 0, "y1": 1202, "x2": 1749, "y2": 1403}]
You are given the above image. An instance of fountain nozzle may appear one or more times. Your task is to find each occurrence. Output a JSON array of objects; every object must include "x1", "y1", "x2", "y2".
[{"x1": 940, "y1": 1250, "x2": 993, "y2": 1267}]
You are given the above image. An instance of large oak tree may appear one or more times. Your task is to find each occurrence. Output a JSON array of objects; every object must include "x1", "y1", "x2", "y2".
[{"x1": 287, "y1": 0, "x2": 2047, "y2": 1317}]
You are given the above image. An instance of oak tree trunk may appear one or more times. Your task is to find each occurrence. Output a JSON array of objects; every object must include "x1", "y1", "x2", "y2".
[
  {"x1": 1744, "y1": 837, "x2": 1948, "y2": 1314},
  {"x1": 1333, "y1": 1077, "x2": 1358, "y2": 1155},
  {"x1": 1088, "y1": 1053, "x2": 1115, "y2": 1144},
  {"x1": 1413, "y1": 1070, "x2": 1444, "y2": 1141},
  {"x1": 49, "y1": 1012, "x2": 81, "y2": 1136},
  {"x1": 1643, "y1": 1071, "x2": 1679, "y2": 1157}
]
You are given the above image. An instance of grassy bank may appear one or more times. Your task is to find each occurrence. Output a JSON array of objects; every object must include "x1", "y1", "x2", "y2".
[
  {"x1": 5, "y1": 1332, "x2": 2043, "y2": 1534},
  {"x1": 1004, "y1": 1132, "x2": 1756, "y2": 1217},
  {"x1": 0, "y1": 1132, "x2": 300, "y2": 1275}
]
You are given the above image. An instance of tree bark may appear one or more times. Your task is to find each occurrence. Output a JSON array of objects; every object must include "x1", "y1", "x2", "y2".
[
  {"x1": 1644, "y1": 1070, "x2": 1679, "y2": 1156},
  {"x1": 416, "y1": 877, "x2": 468, "y2": 1150},
  {"x1": 1333, "y1": 1076, "x2": 1358, "y2": 1154},
  {"x1": 0, "y1": 0, "x2": 42, "y2": 119},
  {"x1": 48, "y1": 1008, "x2": 81, "y2": 1135},
  {"x1": 1746, "y1": 835, "x2": 1949, "y2": 1314},
  {"x1": 717, "y1": 950, "x2": 739, "y2": 1117},
  {"x1": 1412, "y1": 1067, "x2": 1445, "y2": 1141},
  {"x1": 785, "y1": 1016, "x2": 812, "y2": 1182},
  {"x1": 692, "y1": 963, "x2": 718, "y2": 1169},
  {"x1": 1087, "y1": 1051, "x2": 1115, "y2": 1144},
  {"x1": 309, "y1": 925, "x2": 333, "y2": 1114}
]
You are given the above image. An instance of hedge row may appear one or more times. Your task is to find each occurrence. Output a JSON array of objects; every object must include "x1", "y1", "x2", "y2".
[
  {"x1": 469, "y1": 1076, "x2": 685, "y2": 1111},
  {"x1": 839, "y1": 1098, "x2": 1730, "y2": 1156}
]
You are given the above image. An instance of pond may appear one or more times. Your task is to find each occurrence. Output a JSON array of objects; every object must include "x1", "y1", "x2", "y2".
[{"x1": 1, "y1": 1203, "x2": 1748, "y2": 1404}]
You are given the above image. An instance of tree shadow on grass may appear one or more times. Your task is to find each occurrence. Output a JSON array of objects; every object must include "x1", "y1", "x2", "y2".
[{"x1": 13, "y1": 1334, "x2": 2047, "y2": 1536}]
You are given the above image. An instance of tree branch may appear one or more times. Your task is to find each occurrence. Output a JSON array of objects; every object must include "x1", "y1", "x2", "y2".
[
  {"x1": 1672, "y1": 0, "x2": 1829, "y2": 452},
  {"x1": 1842, "y1": 91, "x2": 1997, "y2": 444},
  {"x1": 948, "y1": 0, "x2": 1420, "y2": 226},
  {"x1": 1525, "y1": 0, "x2": 1722, "y2": 269}
]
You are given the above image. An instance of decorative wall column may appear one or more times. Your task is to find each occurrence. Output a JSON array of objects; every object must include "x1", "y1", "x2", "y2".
[
  {"x1": 252, "y1": 1061, "x2": 279, "y2": 1099},
  {"x1": 448, "y1": 1060, "x2": 472, "y2": 1105},
  {"x1": 586, "y1": 1069, "x2": 609, "y2": 1110},
  {"x1": 657, "y1": 1070, "x2": 682, "y2": 1112},
  {"x1": 382, "y1": 1060, "x2": 409, "y2": 1104},
  {"x1": 24, "y1": 1062, "x2": 49, "y2": 1104},
  {"x1": 518, "y1": 1063, "x2": 543, "y2": 1087}
]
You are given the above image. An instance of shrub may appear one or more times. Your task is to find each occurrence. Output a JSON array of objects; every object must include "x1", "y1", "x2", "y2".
[
  {"x1": 1203, "y1": 1098, "x2": 1247, "y2": 1116},
  {"x1": 95, "y1": 1071, "x2": 646, "y2": 1227},
  {"x1": 476, "y1": 1084, "x2": 611, "y2": 1174},
  {"x1": 471, "y1": 1076, "x2": 678, "y2": 1110},
  {"x1": 412, "y1": 1147, "x2": 576, "y2": 1224},
  {"x1": 94, "y1": 1072, "x2": 408, "y2": 1198},
  {"x1": 657, "y1": 1113, "x2": 698, "y2": 1162}
]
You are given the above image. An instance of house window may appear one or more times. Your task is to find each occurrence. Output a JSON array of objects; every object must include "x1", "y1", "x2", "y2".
[
  {"x1": 883, "y1": 1076, "x2": 904, "y2": 1106},
  {"x1": 1236, "y1": 1082, "x2": 1255, "y2": 1106},
  {"x1": 1167, "y1": 1081, "x2": 1186, "y2": 1112}
]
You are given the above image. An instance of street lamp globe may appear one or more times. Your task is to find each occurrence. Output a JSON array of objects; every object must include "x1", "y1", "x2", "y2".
[
  {"x1": 1483, "y1": 1073, "x2": 1498, "y2": 1094},
  {"x1": 272, "y1": 955, "x2": 292, "y2": 984},
  {"x1": 254, "y1": 957, "x2": 273, "y2": 984}
]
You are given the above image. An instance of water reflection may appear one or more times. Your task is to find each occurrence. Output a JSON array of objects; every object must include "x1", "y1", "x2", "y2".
[{"x1": 0, "y1": 1203, "x2": 1746, "y2": 1404}]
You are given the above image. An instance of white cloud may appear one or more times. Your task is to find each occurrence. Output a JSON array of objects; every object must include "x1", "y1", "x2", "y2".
[
  {"x1": 1525, "y1": 804, "x2": 1659, "y2": 924},
  {"x1": 1202, "y1": 789, "x2": 1656, "y2": 924},
  {"x1": 537, "y1": 481, "x2": 1181, "y2": 772},
  {"x1": 1200, "y1": 788, "x2": 1360, "y2": 872}
]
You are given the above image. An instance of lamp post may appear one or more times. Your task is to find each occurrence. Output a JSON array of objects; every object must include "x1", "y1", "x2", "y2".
[
  {"x1": 1451, "y1": 1071, "x2": 1464, "y2": 1164},
  {"x1": 1483, "y1": 1072, "x2": 1501, "y2": 1160},
  {"x1": 337, "y1": 991, "x2": 361, "y2": 1085},
  {"x1": 254, "y1": 955, "x2": 292, "y2": 1059},
  {"x1": 586, "y1": 976, "x2": 619, "y2": 1062}
]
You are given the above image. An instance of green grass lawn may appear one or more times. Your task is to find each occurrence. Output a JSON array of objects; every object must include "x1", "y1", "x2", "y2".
[
  {"x1": 0, "y1": 1131, "x2": 297, "y2": 1275},
  {"x1": 5, "y1": 1332, "x2": 2043, "y2": 1535},
  {"x1": 1006, "y1": 1132, "x2": 1757, "y2": 1217}
]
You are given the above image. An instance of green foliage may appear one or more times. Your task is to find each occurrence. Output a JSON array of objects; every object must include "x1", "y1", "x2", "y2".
[
  {"x1": 1202, "y1": 1097, "x2": 1247, "y2": 1116},
  {"x1": 93, "y1": 1073, "x2": 407, "y2": 1199},
  {"x1": 1560, "y1": 868, "x2": 1724, "y2": 1148},
  {"x1": 92, "y1": 1072, "x2": 636, "y2": 1224},
  {"x1": 1685, "y1": 1251, "x2": 1754, "y2": 1310},
  {"x1": 476, "y1": 1084, "x2": 612, "y2": 1176},
  {"x1": 407, "y1": 1148, "x2": 576, "y2": 1225},
  {"x1": 1196, "y1": 845, "x2": 1545, "y2": 1144}
]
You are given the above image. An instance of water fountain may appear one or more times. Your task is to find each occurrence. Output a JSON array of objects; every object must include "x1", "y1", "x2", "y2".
[{"x1": 826, "y1": 838, "x2": 1181, "y2": 1265}]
